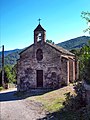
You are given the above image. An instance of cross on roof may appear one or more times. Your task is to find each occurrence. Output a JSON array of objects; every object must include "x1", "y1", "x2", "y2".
[{"x1": 38, "y1": 18, "x2": 41, "y2": 24}]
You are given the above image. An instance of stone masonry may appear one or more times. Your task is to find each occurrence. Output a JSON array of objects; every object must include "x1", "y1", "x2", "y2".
[{"x1": 17, "y1": 24, "x2": 77, "y2": 91}]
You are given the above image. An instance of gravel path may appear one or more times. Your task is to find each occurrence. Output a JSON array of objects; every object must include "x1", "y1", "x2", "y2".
[{"x1": 0, "y1": 89, "x2": 46, "y2": 120}]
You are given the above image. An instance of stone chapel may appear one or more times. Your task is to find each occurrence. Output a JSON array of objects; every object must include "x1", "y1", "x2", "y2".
[{"x1": 17, "y1": 23, "x2": 78, "y2": 91}]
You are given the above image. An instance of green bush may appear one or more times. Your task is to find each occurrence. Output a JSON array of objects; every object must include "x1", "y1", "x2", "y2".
[
  {"x1": 0, "y1": 65, "x2": 17, "y2": 86},
  {"x1": 0, "y1": 86, "x2": 3, "y2": 91}
]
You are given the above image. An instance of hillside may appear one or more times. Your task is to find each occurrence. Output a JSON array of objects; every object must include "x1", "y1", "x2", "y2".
[
  {"x1": 0, "y1": 36, "x2": 90, "y2": 68},
  {"x1": 0, "y1": 49, "x2": 20, "y2": 57},
  {"x1": 0, "y1": 49, "x2": 22, "y2": 68},
  {"x1": 57, "y1": 36, "x2": 90, "y2": 50}
]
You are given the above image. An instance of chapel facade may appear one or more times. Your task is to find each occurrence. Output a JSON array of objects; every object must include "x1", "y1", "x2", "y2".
[{"x1": 17, "y1": 23, "x2": 78, "y2": 91}]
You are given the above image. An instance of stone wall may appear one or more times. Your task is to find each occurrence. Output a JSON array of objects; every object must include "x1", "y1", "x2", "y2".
[{"x1": 17, "y1": 42, "x2": 75, "y2": 91}]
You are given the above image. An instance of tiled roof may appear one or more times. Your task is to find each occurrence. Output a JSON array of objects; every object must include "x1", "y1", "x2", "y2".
[
  {"x1": 19, "y1": 41, "x2": 74, "y2": 56},
  {"x1": 46, "y1": 42, "x2": 75, "y2": 56}
]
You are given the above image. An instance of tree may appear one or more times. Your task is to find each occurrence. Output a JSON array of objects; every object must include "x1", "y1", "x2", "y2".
[
  {"x1": 79, "y1": 11, "x2": 90, "y2": 84},
  {"x1": 81, "y1": 11, "x2": 90, "y2": 34},
  {"x1": 46, "y1": 39, "x2": 55, "y2": 44},
  {"x1": 79, "y1": 42, "x2": 90, "y2": 84},
  {"x1": 0, "y1": 65, "x2": 17, "y2": 87},
  {"x1": 4, "y1": 65, "x2": 16, "y2": 84}
]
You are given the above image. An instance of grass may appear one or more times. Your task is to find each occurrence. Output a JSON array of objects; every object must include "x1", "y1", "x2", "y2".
[
  {"x1": 0, "y1": 86, "x2": 4, "y2": 91},
  {"x1": 28, "y1": 85, "x2": 75, "y2": 113},
  {"x1": 15, "y1": 84, "x2": 90, "y2": 119},
  {"x1": 27, "y1": 85, "x2": 90, "y2": 120}
]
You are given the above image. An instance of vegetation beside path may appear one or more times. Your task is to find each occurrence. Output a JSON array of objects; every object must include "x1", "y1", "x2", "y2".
[{"x1": 26, "y1": 83, "x2": 90, "y2": 120}]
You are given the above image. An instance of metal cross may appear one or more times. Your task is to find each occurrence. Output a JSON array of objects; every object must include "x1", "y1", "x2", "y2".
[{"x1": 38, "y1": 18, "x2": 41, "y2": 24}]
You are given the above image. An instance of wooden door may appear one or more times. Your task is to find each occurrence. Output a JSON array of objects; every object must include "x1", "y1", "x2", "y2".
[{"x1": 37, "y1": 70, "x2": 43, "y2": 87}]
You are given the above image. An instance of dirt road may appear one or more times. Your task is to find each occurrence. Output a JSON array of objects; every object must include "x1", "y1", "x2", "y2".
[{"x1": 0, "y1": 88, "x2": 46, "y2": 120}]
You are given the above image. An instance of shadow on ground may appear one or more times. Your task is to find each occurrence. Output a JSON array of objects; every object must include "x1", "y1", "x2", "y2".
[
  {"x1": 0, "y1": 90, "x2": 19, "y2": 102},
  {"x1": 0, "y1": 88, "x2": 54, "y2": 102}
]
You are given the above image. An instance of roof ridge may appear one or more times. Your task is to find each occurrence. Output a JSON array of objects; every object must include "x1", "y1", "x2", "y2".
[
  {"x1": 19, "y1": 41, "x2": 75, "y2": 56},
  {"x1": 34, "y1": 24, "x2": 46, "y2": 31},
  {"x1": 46, "y1": 42, "x2": 75, "y2": 56}
]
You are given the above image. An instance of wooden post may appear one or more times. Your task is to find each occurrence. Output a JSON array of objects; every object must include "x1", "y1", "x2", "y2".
[{"x1": 2, "y1": 45, "x2": 5, "y2": 88}]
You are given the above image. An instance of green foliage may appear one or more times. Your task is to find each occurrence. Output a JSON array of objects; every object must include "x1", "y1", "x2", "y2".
[
  {"x1": 54, "y1": 83, "x2": 89, "y2": 120},
  {"x1": 82, "y1": 58, "x2": 90, "y2": 84},
  {"x1": 46, "y1": 39, "x2": 55, "y2": 44},
  {"x1": 79, "y1": 42, "x2": 90, "y2": 84},
  {"x1": 0, "y1": 49, "x2": 20, "y2": 68},
  {"x1": 81, "y1": 11, "x2": 90, "y2": 34},
  {"x1": 71, "y1": 39, "x2": 90, "y2": 84},
  {"x1": 70, "y1": 49, "x2": 81, "y2": 57},
  {"x1": 37, "y1": 82, "x2": 90, "y2": 120},
  {"x1": 4, "y1": 65, "x2": 12, "y2": 81},
  {"x1": 63, "y1": 83, "x2": 85, "y2": 111},
  {"x1": 4, "y1": 65, "x2": 16, "y2": 83},
  {"x1": 0, "y1": 86, "x2": 3, "y2": 91},
  {"x1": 0, "y1": 65, "x2": 17, "y2": 86}
]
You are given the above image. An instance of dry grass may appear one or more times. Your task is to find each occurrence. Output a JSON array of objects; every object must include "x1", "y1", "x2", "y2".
[{"x1": 28, "y1": 85, "x2": 76, "y2": 113}]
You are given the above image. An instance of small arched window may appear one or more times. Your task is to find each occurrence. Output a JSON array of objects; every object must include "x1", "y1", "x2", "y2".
[
  {"x1": 36, "y1": 49, "x2": 43, "y2": 61},
  {"x1": 51, "y1": 72, "x2": 56, "y2": 78},
  {"x1": 38, "y1": 33, "x2": 42, "y2": 41}
]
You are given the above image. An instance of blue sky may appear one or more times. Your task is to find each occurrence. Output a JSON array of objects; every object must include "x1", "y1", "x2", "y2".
[{"x1": 0, "y1": 0, "x2": 90, "y2": 51}]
